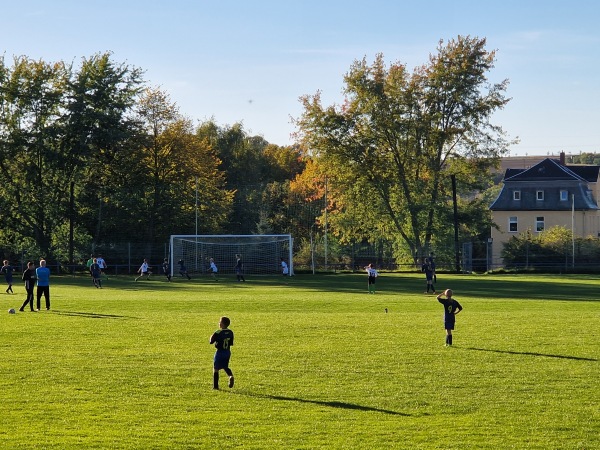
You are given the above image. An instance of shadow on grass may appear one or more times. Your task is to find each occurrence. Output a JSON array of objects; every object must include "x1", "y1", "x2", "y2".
[
  {"x1": 231, "y1": 391, "x2": 414, "y2": 416},
  {"x1": 52, "y1": 310, "x2": 139, "y2": 320},
  {"x1": 465, "y1": 347, "x2": 597, "y2": 361}
]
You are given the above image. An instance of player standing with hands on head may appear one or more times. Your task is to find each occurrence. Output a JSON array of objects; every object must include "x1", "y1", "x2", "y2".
[
  {"x1": 209, "y1": 316, "x2": 234, "y2": 390},
  {"x1": 436, "y1": 289, "x2": 463, "y2": 346}
]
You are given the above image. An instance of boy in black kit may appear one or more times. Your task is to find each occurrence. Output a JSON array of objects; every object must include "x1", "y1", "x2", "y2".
[
  {"x1": 209, "y1": 316, "x2": 235, "y2": 389},
  {"x1": 436, "y1": 289, "x2": 463, "y2": 346}
]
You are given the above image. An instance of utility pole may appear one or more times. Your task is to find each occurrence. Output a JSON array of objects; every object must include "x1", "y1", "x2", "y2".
[{"x1": 451, "y1": 174, "x2": 460, "y2": 273}]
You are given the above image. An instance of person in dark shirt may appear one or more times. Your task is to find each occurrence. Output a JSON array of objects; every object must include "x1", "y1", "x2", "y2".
[
  {"x1": 2, "y1": 260, "x2": 14, "y2": 294},
  {"x1": 162, "y1": 259, "x2": 172, "y2": 281},
  {"x1": 234, "y1": 254, "x2": 245, "y2": 282},
  {"x1": 436, "y1": 289, "x2": 463, "y2": 346},
  {"x1": 429, "y1": 252, "x2": 437, "y2": 283},
  {"x1": 422, "y1": 257, "x2": 436, "y2": 294},
  {"x1": 19, "y1": 261, "x2": 36, "y2": 312},
  {"x1": 178, "y1": 259, "x2": 191, "y2": 280},
  {"x1": 209, "y1": 316, "x2": 234, "y2": 390},
  {"x1": 90, "y1": 258, "x2": 102, "y2": 288}
]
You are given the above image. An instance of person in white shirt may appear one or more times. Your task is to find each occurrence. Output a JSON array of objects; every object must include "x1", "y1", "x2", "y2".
[
  {"x1": 365, "y1": 263, "x2": 378, "y2": 294},
  {"x1": 96, "y1": 255, "x2": 107, "y2": 278},
  {"x1": 135, "y1": 259, "x2": 152, "y2": 281},
  {"x1": 281, "y1": 258, "x2": 289, "y2": 276},
  {"x1": 209, "y1": 258, "x2": 218, "y2": 281}
]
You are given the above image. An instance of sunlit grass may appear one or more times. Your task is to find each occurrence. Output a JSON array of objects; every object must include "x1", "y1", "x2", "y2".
[{"x1": 1, "y1": 272, "x2": 598, "y2": 449}]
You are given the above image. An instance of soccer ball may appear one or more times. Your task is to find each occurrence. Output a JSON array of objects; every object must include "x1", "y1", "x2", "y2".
[{"x1": 8, "y1": 308, "x2": 16, "y2": 314}]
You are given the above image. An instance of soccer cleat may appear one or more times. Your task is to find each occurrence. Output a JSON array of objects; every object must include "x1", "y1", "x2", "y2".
[{"x1": 228, "y1": 376, "x2": 234, "y2": 388}]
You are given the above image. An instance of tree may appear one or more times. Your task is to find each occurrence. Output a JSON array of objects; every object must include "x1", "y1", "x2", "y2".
[
  {"x1": 64, "y1": 52, "x2": 145, "y2": 259},
  {"x1": 135, "y1": 88, "x2": 233, "y2": 240},
  {"x1": 295, "y1": 36, "x2": 512, "y2": 260},
  {"x1": 0, "y1": 55, "x2": 70, "y2": 258}
]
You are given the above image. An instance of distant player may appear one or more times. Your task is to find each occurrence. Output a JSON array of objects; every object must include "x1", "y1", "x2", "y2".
[
  {"x1": 178, "y1": 259, "x2": 191, "y2": 280},
  {"x1": 162, "y1": 258, "x2": 172, "y2": 281},
  {"x1": 436, "y1": 289, "x2": 463, "y2": 346},
  {"x1": 429, "y1": 252, "x2": 437, "y2": 283},
  {"x1": 209, "y1": 258, "x2": 218, "y2": 281},
  {"x1": 365, "y1": 263, "x2": 378, "y2": 294},
  {"x1": 209, "y1": 316, "x2": 234, "y2": 390},
  {"x1": 422, "y1": 257, "x2": 436, "y2": 294},
  {"x1": 1, "y1": 260, "x2": 14, "y2": 294},
  {"x1": 135, "y1": 259, "x2": 152, "y2": 281},
  {"x1": 281, "y1": 257, "x2": 289, "y2": 276},
  {"x1": 96, "y1": 255, "x2": 108, "y2": 279},
  {"x1": 234, "y1": 254, "x2": 245, "y2": 282},
  {"x1": 90, "y1": 258, "x2": 102, "y2": 288}
]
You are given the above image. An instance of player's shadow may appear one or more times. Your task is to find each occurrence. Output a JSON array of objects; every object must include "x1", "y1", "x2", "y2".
[
  {"x1": 465, "y1": 347, "x2": 597, "y2": 361},
  {"x1": 232, "y1": 391, "x2": 413, "y2": 416},
  {"x1": 52, "y1": 310, "x2": 138, "y2": 319}
]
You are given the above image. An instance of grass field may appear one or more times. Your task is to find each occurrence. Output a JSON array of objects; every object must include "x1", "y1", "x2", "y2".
[{"x1": 1, "y1": 272, "x2": 598, "y2": 449}]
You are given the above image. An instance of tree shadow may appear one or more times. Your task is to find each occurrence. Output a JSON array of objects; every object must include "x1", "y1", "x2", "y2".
[
  {"x1": 52, "y1": 310, "x2": 139, "y2": 320},
  {"x1": 230, "y1": 390, "x2": 415, "y2": 416},
  {"x1": 465, "y1": 347, "x2": 597, "y2": 361}
]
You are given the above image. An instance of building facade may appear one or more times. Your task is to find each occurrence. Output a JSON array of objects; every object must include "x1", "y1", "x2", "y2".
[{"x1": 489, "y1": 154, "x2": 600, "y2": 268}]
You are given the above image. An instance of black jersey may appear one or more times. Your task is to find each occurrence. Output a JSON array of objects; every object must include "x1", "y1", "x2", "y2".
[
  {"x1": 438, "y1": 297, "x2": 463, "y2": 319},
  {"x1": 22, "y1": 268, "x2": 36, "y2": 289},
  {"x1": 210, "y1": 329, "x2": 234, "y2": 352}
]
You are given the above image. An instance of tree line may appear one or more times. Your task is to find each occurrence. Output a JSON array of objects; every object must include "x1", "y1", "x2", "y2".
[{"x1": 1, "y1": 36, "x2": 511, "y2": 269}]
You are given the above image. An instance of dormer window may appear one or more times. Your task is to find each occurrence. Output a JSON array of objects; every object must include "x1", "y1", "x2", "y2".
[
  {"x1": 536, "y1": 190, "x2": 544, "y2": 201},
  {"x1": 560, "y1": 190, "x2": 568, "y2": 201},
  {"x1": 513, "y1": 190, "x2": 521, "y2": 201}
]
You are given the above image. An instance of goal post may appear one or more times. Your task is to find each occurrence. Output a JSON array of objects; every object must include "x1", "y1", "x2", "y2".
[{"x1": 169, "y1": 234, "x2": 294, "y2": 277}]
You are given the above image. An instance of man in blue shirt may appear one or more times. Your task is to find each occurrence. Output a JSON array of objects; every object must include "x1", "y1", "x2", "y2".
[{"x1": 36, "y1": 259, "x2": 51, "y2": 311}]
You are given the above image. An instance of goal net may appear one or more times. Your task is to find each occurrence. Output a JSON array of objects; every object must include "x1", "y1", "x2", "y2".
[{"x1": 169, "y1": 234, "x2": 294, "y2": 277}]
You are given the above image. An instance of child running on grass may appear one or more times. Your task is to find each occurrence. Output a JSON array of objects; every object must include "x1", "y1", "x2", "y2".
[{"x1": 209, "y1": 316, "x2": 234, "y2": 390}]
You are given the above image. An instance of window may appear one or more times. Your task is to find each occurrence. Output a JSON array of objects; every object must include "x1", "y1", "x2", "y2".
[
  {"x1": 560, "y1": 190, "x2": 568, "y2": 201},
  {"x1": 536, "y1": 216, "x2": 545, "y2": 232},
  {"x1": 536, "y1": 190, "x2": 544, "y2": 201},
  {"x1": 509, "y1": 216, "x2": 518, "y2": 232},
  {"x1": 513, "y1": 190, "x2": 521, "y2": 201}
]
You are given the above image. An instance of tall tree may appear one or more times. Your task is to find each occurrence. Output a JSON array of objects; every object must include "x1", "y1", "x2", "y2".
[
  {"x1": 295, "y1": 36, "x2": 512, "y2": 258},
  {"x1": 0, "y1": 55, "x2": 70, "y2": 257},
  {"x1": 64, "y1": 52, "x2": 145, "y2": 255},
  {"x1": 135, "y1": 88, "x2": 233, "y2": 240}
]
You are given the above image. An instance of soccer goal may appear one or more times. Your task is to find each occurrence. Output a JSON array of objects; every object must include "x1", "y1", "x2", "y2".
[{"x1": 169, "y1": 234, "x2": 294, "y2": 277}]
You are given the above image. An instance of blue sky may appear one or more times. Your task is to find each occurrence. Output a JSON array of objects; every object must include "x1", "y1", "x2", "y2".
[{"x1": 2, "y1": 0, "x2": 599, "y2": 155}]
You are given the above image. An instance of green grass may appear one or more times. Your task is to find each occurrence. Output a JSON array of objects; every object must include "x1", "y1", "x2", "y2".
[{"x1": 1, "y1": 272, "x2": 598, "y2": 449}]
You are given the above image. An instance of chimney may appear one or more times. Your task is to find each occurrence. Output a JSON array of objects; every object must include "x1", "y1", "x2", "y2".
[{"x1": 560, "y1": 151, "x2": 565, "y2": 165}]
